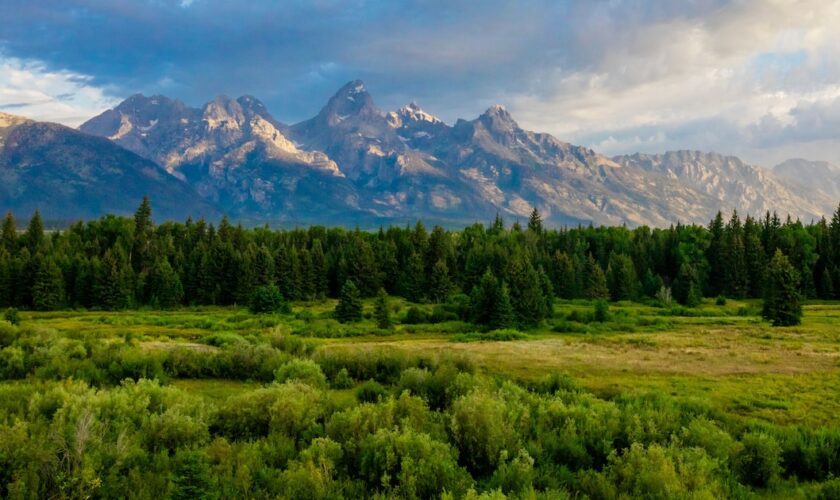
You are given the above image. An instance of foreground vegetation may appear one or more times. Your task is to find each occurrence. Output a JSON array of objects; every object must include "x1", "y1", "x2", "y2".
[{"x1": 2, "y1": 297, "x2": 839, "y2": 499}]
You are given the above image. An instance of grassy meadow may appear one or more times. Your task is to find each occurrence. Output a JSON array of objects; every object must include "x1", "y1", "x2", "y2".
[{"x1": 2, "y1": 299, "x2": 840, "y2": 498}]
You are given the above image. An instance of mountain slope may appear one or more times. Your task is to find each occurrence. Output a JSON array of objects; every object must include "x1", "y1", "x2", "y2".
[
  {"x1": 0, "y1": 112, "x2": 217, "y2": 221},
  {"x1": 773, "y1": 158, "x2": 840, "y2": 207},
  {"x1": 81, "y1": 94, "x2": 372, "y2": 223},
  {"x1": 614, "y1": 151, "x2": 832, "y2": 221}
]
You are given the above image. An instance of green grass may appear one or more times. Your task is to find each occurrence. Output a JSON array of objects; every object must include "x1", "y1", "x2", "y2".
[{"x1": 13, "y1": 298, "x2": 840, "y2": 428}]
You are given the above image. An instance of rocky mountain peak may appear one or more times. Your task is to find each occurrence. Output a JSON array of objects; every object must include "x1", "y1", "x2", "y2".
[
  {"x1": 318, "y1": 80, "x2": 380, "y2": 125},
  {"x1": 387, "y1": 102, "x2": 443, "y2": 128},
  {"x1": 478, "y1": 104, "x2": 519, "y2": 133}
]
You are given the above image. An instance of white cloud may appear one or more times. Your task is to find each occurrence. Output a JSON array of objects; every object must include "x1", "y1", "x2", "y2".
[
  {"x1": 0, "y1": 56, "x2": 118, "y2": 126},
  {"x1": 503, "y1": 0, "x2": 840, "y2": 165}
]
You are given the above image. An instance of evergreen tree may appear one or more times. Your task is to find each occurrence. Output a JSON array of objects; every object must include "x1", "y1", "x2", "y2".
[
  {"x1": 147, "y1": 258, "x2": 184, "y2": 308},
  {"x1": 132, "y1": 196, "x2": 154, "y2": 274},
  {"x1": 762, "y1": 250, "x2": 802, "y2": 326},
  {"x1": 374, "y1": 288, "x2": 391, "y2": 329},
  {"x1": 32, "y1": 257, "x2": 64, "y2": 311},
  {"x1": 1, "y1": 212, "x2": 16, "y2": 252},
  {"x1": 607, "y1": 253, "x2": 638, "y2": 301},
  {"x1": 492, "y1": 282, "x2": 515, "y2": 330},
  {"x1": 538, "y1": 266, "x2": 554, "y2": 319},
  {"x1": 24, "y1": 210, "x2": 44, "y2": 253},
  {"x1": 583, "y1": 254, "x2": 609, "y2": 300},
  {"x1": 335, "y1": 280, "x2": 363, "y2": 323},
  {"x1": 253, "y1": 244, "x2": 275, "y2": 286},
  {"x1": 641, "y1": 269, "x2": 664, "y2": 298},
  {"x1": 706, "y1": 211, "x2": 726, "y2": 296},
  {"x1": 95, "y1": 250, "x2": 133, "y2": 310},
  {"x1": 171, "y1": 450, "x2": 216, "y2": 500},
  {"x1": 552, "y1": 251, "x2": 577, "y2": 299},
  {"x1": 310, "y1": 239, "x2": 328, "y2": 298},
  {"x1": 401, "y1": 252, "x2": 426, "y2": 303},
  {"x1": 506, "y1": 257, "x2": 546, "y2": 327},
  {"x1": 674, "y1": 262, "x2": 702, "y2": 307},
  {"x1": 527, "y1": 207, "x2": 543, "y2": 234},
  {"x1": 469, "y1": 269, "x2": 514, "y2": 329},
  {"x1": 428, "y1": 259, "x2": 452, "y2": 303}
]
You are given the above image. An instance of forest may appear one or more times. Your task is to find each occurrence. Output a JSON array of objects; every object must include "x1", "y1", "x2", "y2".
[{"x1": 1, "y1": 199, "x2": 839, "y2": 498}]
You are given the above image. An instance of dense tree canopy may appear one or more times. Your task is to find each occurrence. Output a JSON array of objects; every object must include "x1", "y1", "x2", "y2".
[{"x1": 0, "y1": 202, "x2": 835, "y2": 328}]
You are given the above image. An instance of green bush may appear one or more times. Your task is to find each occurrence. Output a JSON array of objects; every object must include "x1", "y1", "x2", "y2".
[
  {"x1": 593, "y1": 300, "x2": 610, "y2": 323},
  {"x1": 356, "y1": 379, "x2": 388, "y2": 403},
  {"x1": 274, "y1": 358, "x2": 328, "y2": 388},
  {"x1": 249, "y1": 285, "x2": 290, "y2": 314},
  {"x1": 734, "y1": 432, "x2": 782, "y2": 487},
  {"x1": 3, "y1": 308, "x2": 20, "y2": 326}
]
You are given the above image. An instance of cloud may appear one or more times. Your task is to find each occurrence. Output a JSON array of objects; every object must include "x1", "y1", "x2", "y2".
[
  {"x1": 0, "y1": 0, "x2": 839, "y2": 165},
  {"x1": 0, "y1": 55, "x2": 119, "y2": 126}
]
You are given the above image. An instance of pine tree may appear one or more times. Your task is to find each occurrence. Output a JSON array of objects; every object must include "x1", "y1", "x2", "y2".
[
  {"x1": 374, "y1": 288, "x2": 391, "y2": 329},
  {"x1": 428, "y1": 259, "x2": 452, "y2": 303},
  {"x1": 491, "y1": 282, "x2": 515, "y2": 330},
  {"x1": 132, "y1": 196, "x2": 154, "y2": 274},
  {"x1": 147, "y1": 258, "x2": 184, "y2": 308},
  {"x1": 401, "y1": 251, "x2": 426, "y2": 302},
  {"x1": 641, "y1": 269, "x2": 664, "y2": 298},
  {"x1": 674, "y1": 262, "x2": 702, "y2": 307},
  {"x1": 310, "y1": 239, "x2": 328, "y2": 299},
  {"x1": 583, "y1": 254, "x2": 609, "y2": 300},
  {"x1": 95, "y1": 249, "x2": 133, "y2": 310},
  {"x1": 506, "y1": 257, "x2": 546, "y2": 327},
  {"x1": 1, "y1": 212, "x2": 16, "y2": 252},
  {"x1": 538, "y1": 266, "x2": 554, "y2": 319},
  {"x1": 24, "y1": 210, "x2": 44, "y2": 253},
  {"x1": 469, "y1": 269, "x2": 514, "y2": 329},
  {"x1": 31, "y1": 256, "x2": 64, "y2": 311},
  {"x1": 171, "y1": 450, "x2": 216, "y2": 500},
  {"x1": 552, "y1": 251, "x2": 577, "y2": 299},
  {"x1": 706, "y1": 211, "x2": 726, "y2": 296},
  {"x1": 762, "y1": 249, "x2": 802, "y2": 326},
  {"x1": 607, "y1": 253, "x2": 638, "y2": 301},
  {"x1": 527, "y1": 207, "x2": 543, "y2": 234},
  {"x1": 253, "y1": 244, "x2": 275, "y2": 286},
  {"x1": 335, "y1": 279, "x2": 363, "y2": 323}
]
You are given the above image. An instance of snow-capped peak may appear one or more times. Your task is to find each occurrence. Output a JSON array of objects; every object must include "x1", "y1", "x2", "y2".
[{"x1": 386, "y1": 101, "x2": 442, "y2": 128}]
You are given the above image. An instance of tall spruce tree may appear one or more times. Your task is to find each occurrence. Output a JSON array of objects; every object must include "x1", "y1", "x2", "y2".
[
  {"x1": 1, "y1": 212, "x2": 16, "y2": 252},
  {"x1": 583, "y1": 254, "x2": 609, "y2": 300},
  {"x1": 132, "y1": 197, "x2": 154, "y2": 274},
  {"x1": 428, "y1": 259, "x2": 452, "y2": 303},
  {"x1": 607, "y1": 253, "x2": 638, "y2": 301},
  {"x1": 374, "y1": 288, "x2": 391, "y2": 329},
  {"x1": 762, "y1": 250, "x2": 802, "y2": 326},
  {"x1": 527, "y1": 207, "x2": 543, "y2": 234},
  {"x1": 335, "y1": 280, "x2": 363, "y2": 323},
  {"x1": 24, "y1": 210, "x2": 44, "y2": 253},
  {"x1": 147, "y1": 258, "x2": 184, "y2": 308},
  {"x1": 32, "y1": 257, "x2": 64, "y2": 311},
  {"x1": 674, "y1": 262, "x2": 702, "y2": 307}
]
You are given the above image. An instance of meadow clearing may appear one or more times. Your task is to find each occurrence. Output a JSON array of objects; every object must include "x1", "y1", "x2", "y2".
[{"x1": 2, "y1": 298, "x2": 840, "y2": 498}]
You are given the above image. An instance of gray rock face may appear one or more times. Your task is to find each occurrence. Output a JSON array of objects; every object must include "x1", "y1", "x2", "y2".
[
  {"x1": 69, "y1": 81, "x2": 840, "y2": 226},
  {"x1": 614, "y1": 151, "x2": 832, "y2": 222},
  {"x1": 0, "y1": 113, "x2": 217, "y2": 221},
  {"x1": 773, "y1": 158, "x2": 840, "y2": 207}
]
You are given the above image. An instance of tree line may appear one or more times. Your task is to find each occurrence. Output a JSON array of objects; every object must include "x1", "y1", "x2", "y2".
[{"x1": 0, "y1": 198, "x2": 821, "y2": 324}]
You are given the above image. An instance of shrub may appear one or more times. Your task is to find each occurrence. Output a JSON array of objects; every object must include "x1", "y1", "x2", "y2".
[
  {"x1": 356, "y1": 379, "x2": 388, "y2": 403},
  {"x1": 403, "y1": 306, "x2": 429, "y2": 324},
  {"x1": 593, "y1": 300, "x2": 610, "y2": 323},
  {"x1": 3, "y1": 308, "x2": 20, "y2": 326},
  {"x1": 330, "y1": 367, "x2": 354, "y2": 389},
  {"x1": 715, "y1": 295, "x2": 727, "y2": 306},
  {"x1": 249, "y1": 285, "x2": 289, "y2": 314},
  {"x1": 274, "y1": 358, "x2": 327, "y2": 388},
  {"x1": 733, "y1": 432, "x2": 782, "y2": 487}
]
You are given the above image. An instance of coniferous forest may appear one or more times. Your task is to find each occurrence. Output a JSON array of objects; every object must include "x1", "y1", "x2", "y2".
[{"x1": 2, "y1": 198, "x2": 840, "y2": 498}]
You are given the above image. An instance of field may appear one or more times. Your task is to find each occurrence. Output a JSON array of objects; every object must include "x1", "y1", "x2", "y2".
[{"x1": 2, "y1": 299, "x2": 840, "y2": 498}]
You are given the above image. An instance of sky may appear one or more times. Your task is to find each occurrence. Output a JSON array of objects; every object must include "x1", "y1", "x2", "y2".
[{"x1": 1, "y1": 0, "x2": 839, "y2": 167}]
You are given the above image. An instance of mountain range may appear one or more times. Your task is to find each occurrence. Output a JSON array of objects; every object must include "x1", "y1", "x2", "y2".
[{"x1": 0, "y1": 81, "x2": 837, "y2": 227}]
